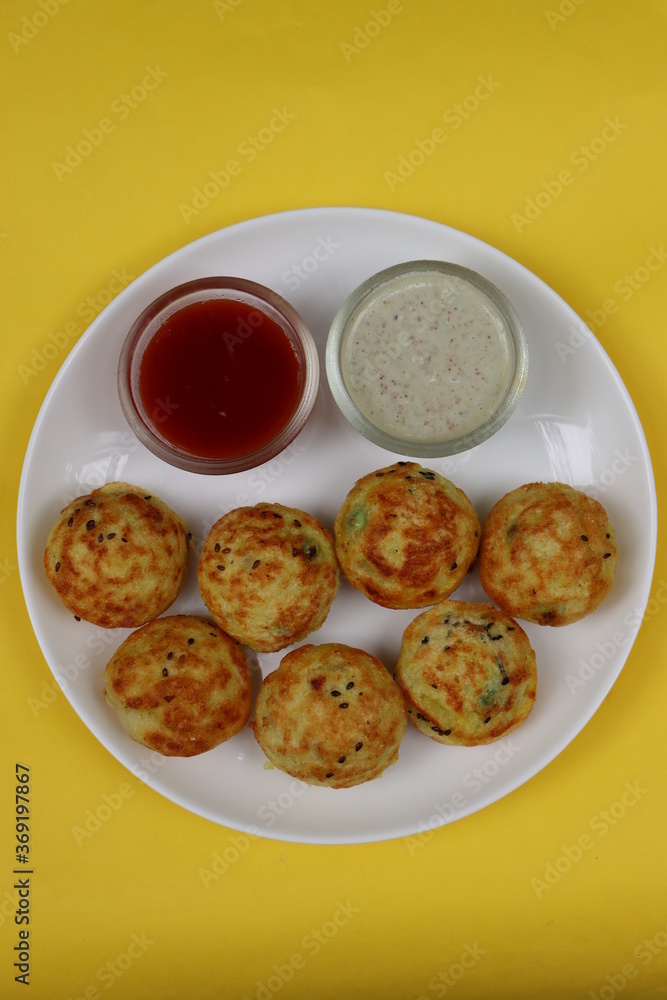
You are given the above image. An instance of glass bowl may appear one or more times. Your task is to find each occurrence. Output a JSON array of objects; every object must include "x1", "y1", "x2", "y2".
[
  {"x1": 118, "y1": 276, "x2": 320, "y2": 475},
  {"x1": 325, "y1": 260, "x2": 528, "y2": 458}
]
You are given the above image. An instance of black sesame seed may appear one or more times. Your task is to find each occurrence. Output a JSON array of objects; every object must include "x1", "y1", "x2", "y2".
[
  {"x1": 209, "y1": 631, "x2": 216, "y2": 637},
  {"x1": 214, "y1": 543, "x2": 220, "y2": 552},
  {"x1": 121, "y1": 537, "x2": 128, "y2": 543},
  {"x1": 490, "y1": 635, "x2": 502, "y2": 641},
  {"x1": 74, "y1": 615, "x2": 81, "y2": 621},
  {"x1": 303, "y1": 545, "x2": 317, "y2": 559},
  {"x1": 84, "y1": 499, "x2": 95, "y2": 507},
  {"x1": 143, "y1": 495, "x2": 152, "y2": 500},
  {"x1": 98, "y1": 533, "x2": 103, "y2": 542},
  {"x1": 421, "y1": 635, "x2": 429, "y2": 645},
  {"x1": 501, "y1": 677, "x2": 509, "y2": 685},
  {"x1": 67, "y1": 516, "x2": 73, "y2": 527},
  {"x1": 418, "y1": 470, "x2": 435, "y2": 480},
  {"x1": 374, "y1": 472, "x2": 385, "y2": 477},
  {"x1": 338, "y1": 756, "x2": 346, "y2": 763},
  {"x1": 331, "y1": 690, "x2": 341, "y2": 697},
  {"x1": 326, "y1": 772, "x2": 334, "y2": 778},
  {"x1": 432, "y1": 726, "x2": 445, "y2": 734},
  {"x1": 86, "y1": 519, "x2": 95, "y2": 530},
  {"x1": 55, "y1": 561, "x2": 60, "y2": 572},
  {"x1": 272, "y1": 512, "x2": 282, "y2": 519},
  {"x1": 346, "y1": 681, "x2": 354, "y2": 690},
  {"x1": 431, "y1": 684, "x2": 437, "y2": 689},
  {"x1": 397, "y1": 461, "x2": 408, "y2": 466},
  {"x1": 216, "y1": 564, "x2": 224, "y2": 571},
  {"x1": 581, "y1": 535, "x2": 589, "y2": 542},
  {"x1": 179, "y1": 654, "x2": 185, "y2": 662},
  {"x1": 188, "y1": 638, "x2": 194, "y2": 645},
  {"x1": 443, "y1": 729, "x2": 451, "y2": 736},
  {"x1": 355, "y1": 742, "x2": 363, "y2": 751},
  {"x1": 450, "y1": 561, "x2": 458, "y2": 570},
  {"x1": 416, "y1": 713, "x2": 424, "y2": 721},
  {"x1": 222, "y1": 547, "x2": 231, "y2": 554},
  {"x1": 107, "y1": 532, "x2": 116, "y2": 539},
  {"x1": 484, "y1": 717, "x2": 491, "y2": 724},
  {"x1": 252, "y1": 559, "x2": 260, "y2": 569},
  {"x1": 444, "y1": 645, "x2": 451, "y2": 651},
  {"x1": 162, "y1": 668, "x2": 168, "y2": 677},
  {"x1": 603, "y1": 552, "x2": 611, "y2": 559},
  {"x1": 339, "y1": 702, "x2": 349, "y2": 709},
  {"x1": 167, "y1": 651, "x2": 173, "y2": 660},
  {"x1": 293, "y1": 519, "x2": 301, "y2": 527}
]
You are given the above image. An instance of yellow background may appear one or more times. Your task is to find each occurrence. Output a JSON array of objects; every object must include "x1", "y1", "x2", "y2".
[{"x1": 2, "y1": 1, "x2": 666, "y2": 997}]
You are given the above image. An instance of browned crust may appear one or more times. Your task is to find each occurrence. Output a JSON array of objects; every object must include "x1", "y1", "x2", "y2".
[
  {"x1": 104, "y1": 615, "x2": 251, "y2": 757},
  {"x1": 395, "y1": 600, "x2": 537, "y2": 746},
  {"x1": 197, "y1": 503, "x2": 339, "y2": 652},
  {"x1": 43, "y1": 483, "x2": 189, "y2": 628},
  {"x1": 252, "y1": 642, "x2": 407, "y2": 787},
  {"x1": 479, "y1": 482, "x2": 619, "y2": 626},
  {"x1": 334, "y1": 462, "x2": 480, "y2": 610}
]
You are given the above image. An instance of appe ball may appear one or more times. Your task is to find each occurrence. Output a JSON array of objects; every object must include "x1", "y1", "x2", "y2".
[
  {"x1": 479, "y1": 481, "x2": 619, "y2": 626},
  {"x1": 43, "y1": 482, "x2": 189, "y2": 629}
]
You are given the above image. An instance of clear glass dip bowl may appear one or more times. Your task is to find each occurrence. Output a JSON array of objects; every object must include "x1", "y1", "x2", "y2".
[
  {"x1": 118, "y1": 276, "x2": 320, "y2": 475},
  {"x1": 325, "y1": 260, "x2": 528, "y2": 458}
]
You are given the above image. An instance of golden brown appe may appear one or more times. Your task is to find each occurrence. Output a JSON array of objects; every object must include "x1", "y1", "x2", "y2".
[
  {"x1": 198, "y1": 503, "x2": 339, "y2": 652},
  {"x1": 395, "y1": 600, "x2": 537, "y2": 747},
  {"x1": 43, "y1": 482, "x2": 189, "y2": 628},
  {"x1": 479, "y1": 481, "x2": 619, "y2": 626},
  {"x1": 251, "y1": 642, "x2": 408, "y2": 788},
  {"x1": 104, "y1": 615, "x2": 251, "y2": 757},
  {"x1": 333, "y1": 462, "x2": 480, "y2": 610}
]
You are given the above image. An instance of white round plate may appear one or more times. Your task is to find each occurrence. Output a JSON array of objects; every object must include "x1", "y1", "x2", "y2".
[{"x1": 17, "y1": 208, "x2": 657, "y2": 845}]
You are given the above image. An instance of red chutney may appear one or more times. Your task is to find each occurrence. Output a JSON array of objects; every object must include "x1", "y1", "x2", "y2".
[{"x1": 138, "y1": 298, "x2": 302, "y2": 460}]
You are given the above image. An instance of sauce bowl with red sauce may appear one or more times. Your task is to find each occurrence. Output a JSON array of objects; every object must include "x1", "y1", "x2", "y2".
[{"x1": 118, "y1": 277, "x2": 320, "y2": 474}]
